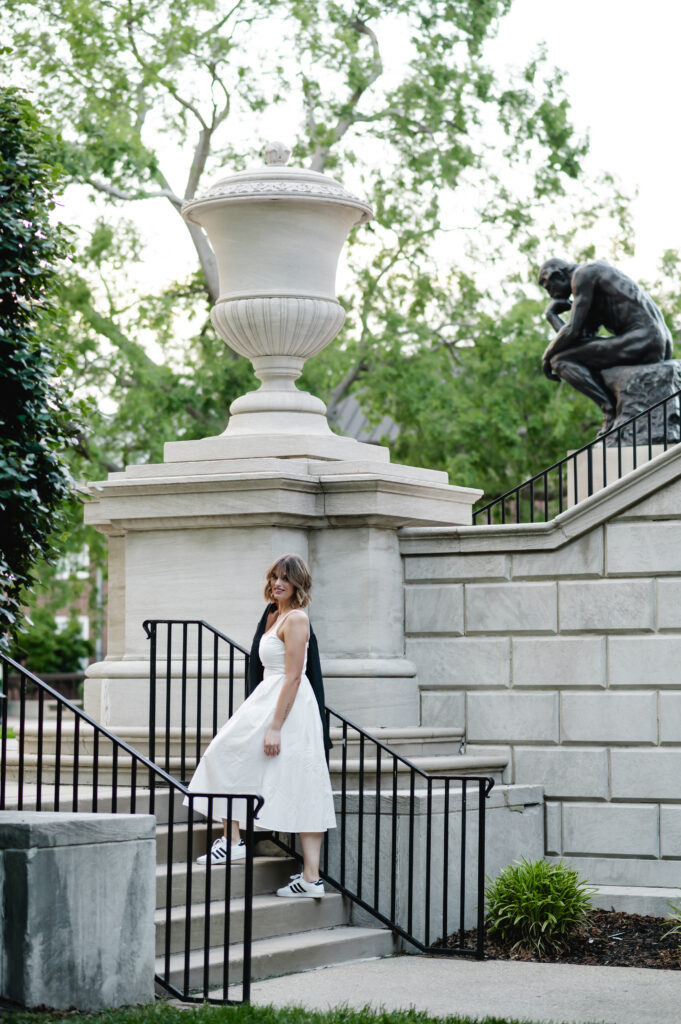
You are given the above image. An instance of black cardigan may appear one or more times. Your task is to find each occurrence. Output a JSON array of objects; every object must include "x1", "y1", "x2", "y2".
[{"x1": 246, "y1": 604, "x2": 333, "y2": 750}]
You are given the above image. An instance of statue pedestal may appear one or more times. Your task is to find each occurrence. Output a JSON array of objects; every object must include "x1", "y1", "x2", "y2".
[
  {"x1": 84, "y1": 437, "x2": 480, "y2": 729},
  {"x1": 602, "y1": 360, "x2": 681, "y2": 444}
]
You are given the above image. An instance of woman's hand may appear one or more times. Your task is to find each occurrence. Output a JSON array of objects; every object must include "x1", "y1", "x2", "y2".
[{"x1": 264, "y1": 727, "x2": 281, "y2": 757}]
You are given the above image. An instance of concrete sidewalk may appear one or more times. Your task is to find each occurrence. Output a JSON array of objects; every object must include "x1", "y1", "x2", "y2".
[{"x1": 248, "y1": 954, "x2": 680, "y2": 1024}]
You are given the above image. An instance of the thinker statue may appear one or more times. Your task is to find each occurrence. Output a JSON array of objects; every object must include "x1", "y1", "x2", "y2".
[{"x1": 538, "y1": 258, "x2": 673, "y2": 432}]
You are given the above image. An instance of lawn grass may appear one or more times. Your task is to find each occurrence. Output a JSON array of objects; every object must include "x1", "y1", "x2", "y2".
[{"x1": 0, "y1": 1001, "x2": 580, "y2": 1024}]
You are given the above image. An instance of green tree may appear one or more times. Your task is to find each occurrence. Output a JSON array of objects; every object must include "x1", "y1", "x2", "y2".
[
  {"x1": 10, "y1": 605, "x2": 94, "y2": 674},
  {"x1": 6, "y1": 0, "x2": 594, "y2": 487},
  {"x1": 0, "y1": 86, "x2": 76, "y2": 646}
]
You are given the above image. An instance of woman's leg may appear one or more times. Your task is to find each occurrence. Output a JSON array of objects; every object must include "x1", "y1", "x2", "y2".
[
  {"x1": 299, "y1": 831, "x2": 323, "y2": 881},
  {"x1": 222, "y1": 819, "x2": 241, "y2": 844}
]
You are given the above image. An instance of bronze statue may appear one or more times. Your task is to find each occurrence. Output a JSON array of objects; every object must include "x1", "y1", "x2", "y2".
[{"x1": 538, "y1": 258, "x2": 672, "y2": 431}]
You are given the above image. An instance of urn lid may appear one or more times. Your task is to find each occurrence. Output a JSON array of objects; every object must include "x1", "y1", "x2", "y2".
[{"x1": 182, "y1": 141, "x2": 373, "y2": 225}]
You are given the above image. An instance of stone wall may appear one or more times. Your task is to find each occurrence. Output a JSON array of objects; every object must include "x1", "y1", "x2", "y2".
[{"x1": 400, "y1": 445, "x2": 681, "y2": 888}]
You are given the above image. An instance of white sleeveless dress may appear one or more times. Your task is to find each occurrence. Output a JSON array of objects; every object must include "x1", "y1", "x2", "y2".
[{"x1": 186, "y1": 613, "x2": 336, "y2": 833}]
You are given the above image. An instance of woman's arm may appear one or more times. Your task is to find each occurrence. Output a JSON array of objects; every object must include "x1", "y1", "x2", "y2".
[{"x1": 264, "y1": 612, "x2": 309, "y2": 757}]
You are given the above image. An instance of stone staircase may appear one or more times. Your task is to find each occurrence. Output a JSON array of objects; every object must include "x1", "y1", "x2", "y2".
[
  {"x1": 153, "y1": 796, "x2": 396, "y2": 993},
  {"x1": 8, "y1": 720, "x2": 509, "y2": 787},
  {"x1": 4, "y1": 717, "x2": 508, "y2": 992},
  {"x1": 2, "y1": 782, "x2": 395, "y2": 992}
]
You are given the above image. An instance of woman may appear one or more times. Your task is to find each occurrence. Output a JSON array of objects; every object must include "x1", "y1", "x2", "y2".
[{"x1": 186, "y1": 554, "x2": 336, "y2": 898}]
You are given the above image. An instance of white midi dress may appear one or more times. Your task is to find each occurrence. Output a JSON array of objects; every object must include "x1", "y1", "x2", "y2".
[{"x1": 185, "y1": 615, "x2": 336, "y2": 833}]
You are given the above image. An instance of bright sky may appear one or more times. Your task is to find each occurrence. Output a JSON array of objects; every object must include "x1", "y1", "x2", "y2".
[
  {"x1": 488, "y1": 0, "x2": 681, "y2": 280},
  {"x1": 60, "y1": 0, "x2": 681, "y2": 298}
]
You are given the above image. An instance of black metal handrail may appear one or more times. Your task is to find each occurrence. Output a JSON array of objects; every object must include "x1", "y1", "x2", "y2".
[
  {"x1": 473, "y1": 385, "x2": 681, "y2": 525},
  {"x1": 0, "y1": 652, "x2": 263, "y2": 1004},
  {"x1": 144, "y1": 618, "x2": 495, "y2": 959}
]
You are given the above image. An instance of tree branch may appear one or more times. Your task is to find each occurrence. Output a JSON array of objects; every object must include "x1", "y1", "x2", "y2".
[
  {"x1": 310, "y1": 17, "x2": 383, "y2": 172},
  {"x1": 125, "y1": 2, "x2": 209, "y2": 129},
  {"x1": 88, "y1": 178, "x2": 183, "y2": 208}
]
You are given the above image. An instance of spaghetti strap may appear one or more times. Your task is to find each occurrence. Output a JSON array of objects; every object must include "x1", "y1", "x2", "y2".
[{"x1": 265, "y1": 608, "x2": 308, "y2": 641}]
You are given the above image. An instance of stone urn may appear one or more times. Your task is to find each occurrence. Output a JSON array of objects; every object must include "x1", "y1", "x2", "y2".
[{"x1": 182, "y1": 141, "x2": 373, "y2": 437}]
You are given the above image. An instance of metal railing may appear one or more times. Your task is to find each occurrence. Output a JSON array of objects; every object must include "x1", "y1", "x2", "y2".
[
  {"x1": 144, "y1": 618, "x2": 495, "y2": 958},
  {"x1": 0, "y1": 652, "x2": 263, "y2": 1004},
  {"x1": 473, "y1": 385, "x2": 681, "y2": 525}
]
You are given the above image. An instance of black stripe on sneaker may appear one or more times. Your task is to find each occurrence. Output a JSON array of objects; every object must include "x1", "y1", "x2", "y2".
[{"x1": 290, "y1": 882, "x2": 305, "y2": 893}]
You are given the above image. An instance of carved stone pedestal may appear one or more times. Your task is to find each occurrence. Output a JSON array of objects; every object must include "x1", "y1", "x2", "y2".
[{"x1": 602, "y1": 360, "x2": 681, "y2": 444}]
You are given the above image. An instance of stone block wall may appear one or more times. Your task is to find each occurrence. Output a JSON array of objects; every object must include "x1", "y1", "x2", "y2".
[{"x1": 400, "y1": 447, "x2": 681, "y2": 888}]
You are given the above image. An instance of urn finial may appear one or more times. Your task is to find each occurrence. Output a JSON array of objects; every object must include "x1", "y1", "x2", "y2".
[{"x1": 263, "y1": 140, "x2": 291, "y2": 166}]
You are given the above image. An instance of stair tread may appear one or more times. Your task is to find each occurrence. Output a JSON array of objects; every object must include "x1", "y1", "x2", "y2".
[
  {"x1": 329, "y1": 726, "x2": 464, "y2": 739},
  {"x1": 327, "y1": 753, "x2": 507, "y2": 770},
  {"x1": 154, "y1": 890, "x2": 344, "y2": 924},
  {"x1": 156, "y1": 924, "x2": 392, "y2": 971}
]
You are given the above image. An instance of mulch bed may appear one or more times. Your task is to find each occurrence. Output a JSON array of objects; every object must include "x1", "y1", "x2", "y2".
[{"x1": 450, "y1": 910, "x2": 681, "y2": 970}]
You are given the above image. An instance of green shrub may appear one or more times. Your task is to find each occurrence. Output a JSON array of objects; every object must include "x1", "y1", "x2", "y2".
[{"x1": 485, "y1": 857, "x2": 594, "y2": 957}]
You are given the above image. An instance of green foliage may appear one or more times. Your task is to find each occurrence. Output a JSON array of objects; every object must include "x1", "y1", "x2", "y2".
[
  {"x1": 9, "y1": 605, "x2": 93, "y2": 674},
  {"x1": 5, "y1": 1, "x2": 597, "y2": 483},
  {"x1": 485, "y1": 857, "x2": 594, "y2": 957},
  {"x1": 0, "y1": 87, "x2": 77, "y2": 646}
]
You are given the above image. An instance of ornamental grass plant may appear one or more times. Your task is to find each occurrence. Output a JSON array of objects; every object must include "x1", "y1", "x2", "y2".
[{"x1": 485, "y1": 857, "x2": 595, "y2": 957}]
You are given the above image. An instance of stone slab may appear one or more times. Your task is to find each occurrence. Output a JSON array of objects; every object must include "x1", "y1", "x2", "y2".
[
  {"x1": 656, "y1": 578, "x2": 681, "y2": 628},
  {"x1": 660, "y1": 805, "x2": 681, "y2": 857},
  {"x1": 610, "y1": 749, "x2": 681, "y2": 799},
  {"x1": 591, "y1": 885, "x2": 681, "y2": 917},
  {"x1": 560, "y1": 691, "x2": 658, "y2": 743},
  {"x1": 405, "y1": 637, "x2": 510, "y2": 687},
  {"x1": 0, "y1": 812, "x2": 155, "y2": 1010},
  {"x1": 511, "y1": 636, "x2": 606, "y2": 687},
  {"x1": 562, "y1": 802, "x2": 659, "y2": 857},
  {"x1": 467, "y1": 691, "x2": 558, "y2": 743},
  {"x1": 558, "y1": 579, "x2": 654, "y2": 631},
  {"x1": 403, "y1": 552, "x2": 510, "y2": 582},
  {"x1": 0, "y1": 811, "x2": 155, "y2": 848},
  {"x1": 404, "y1": 584, "x2": 464, "y2": 634},
  {"x1": 514, "y1": 747, "x2": 609, "y2": 798},
  {"x1": 606, "y1": 520, "x2": 681, "y2": 575},
  {"x1": 419, "y1": 690, "x2": 465, "y2": 729},
  {"x1": 607, "y1": 635, "x2": 681, "y2": 686},
  {"x1": 659, "y1": 692, "x2": 681, "y2": 742},
  {"x1": 465, "y1": 582, "x2": 557, "y2": 633},
  {"x1": 511, "y1": 530, "x2": 604, "y2": 579}
]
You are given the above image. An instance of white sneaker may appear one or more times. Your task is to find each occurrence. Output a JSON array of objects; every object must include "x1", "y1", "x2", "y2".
[
  {"x1": 276, "y1": 872, "x2": 325, "y2": 898},
  {"x1": 197, "y1": 837, "x2": 246, "y2": 865}
]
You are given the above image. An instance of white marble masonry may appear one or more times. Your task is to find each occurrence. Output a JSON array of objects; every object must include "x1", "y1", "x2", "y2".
[{"x1": 401, "y1": 442, "x2": 681, "y2": 887}]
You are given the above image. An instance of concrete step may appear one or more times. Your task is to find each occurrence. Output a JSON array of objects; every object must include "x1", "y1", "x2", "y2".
[
  {"x1": 157, "y1": 925, "x2": 396, "y2": 991},
  {"x1": 329, "y1": 726, "x2": 465, "y2": 759},
  {"x1": 155, "y1": 856, "x2": 295, "y2": 908},
  {"x1": 11, "y1": 720, "x2": 477, "y2": 782},
  {"x1": 155, "y1": 890, "x2": 348, "y2": 955},
  {"x1": 2, "y1": 784, "x2": 196, "y2": 826},
  {"x1": 327, "y1": 753, "x2": 507, "y2": 787},
  {"x1": 16, "y1": 721, "x2": 214, "y2": 761},
  {"x1": 591, "y1": 885, "x2": 681, "y2": 918}
]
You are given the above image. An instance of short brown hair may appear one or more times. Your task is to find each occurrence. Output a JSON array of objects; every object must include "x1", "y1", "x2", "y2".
[{"x1": 263, "y1": 554, "x2": 312, "y2": 608}]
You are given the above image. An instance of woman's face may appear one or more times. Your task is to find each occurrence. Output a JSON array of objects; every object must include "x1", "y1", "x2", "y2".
[{"x1": 270, "y1": 571, "x2": 295, "y2": 604}]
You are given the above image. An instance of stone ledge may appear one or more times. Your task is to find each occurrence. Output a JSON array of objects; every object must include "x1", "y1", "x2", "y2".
[
  {"x1": 0, "y1": 810, "x2": 155, "y2": 848},
  {"x1": 399, "y1": 441, "x2": 681, "y2": 554}
]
